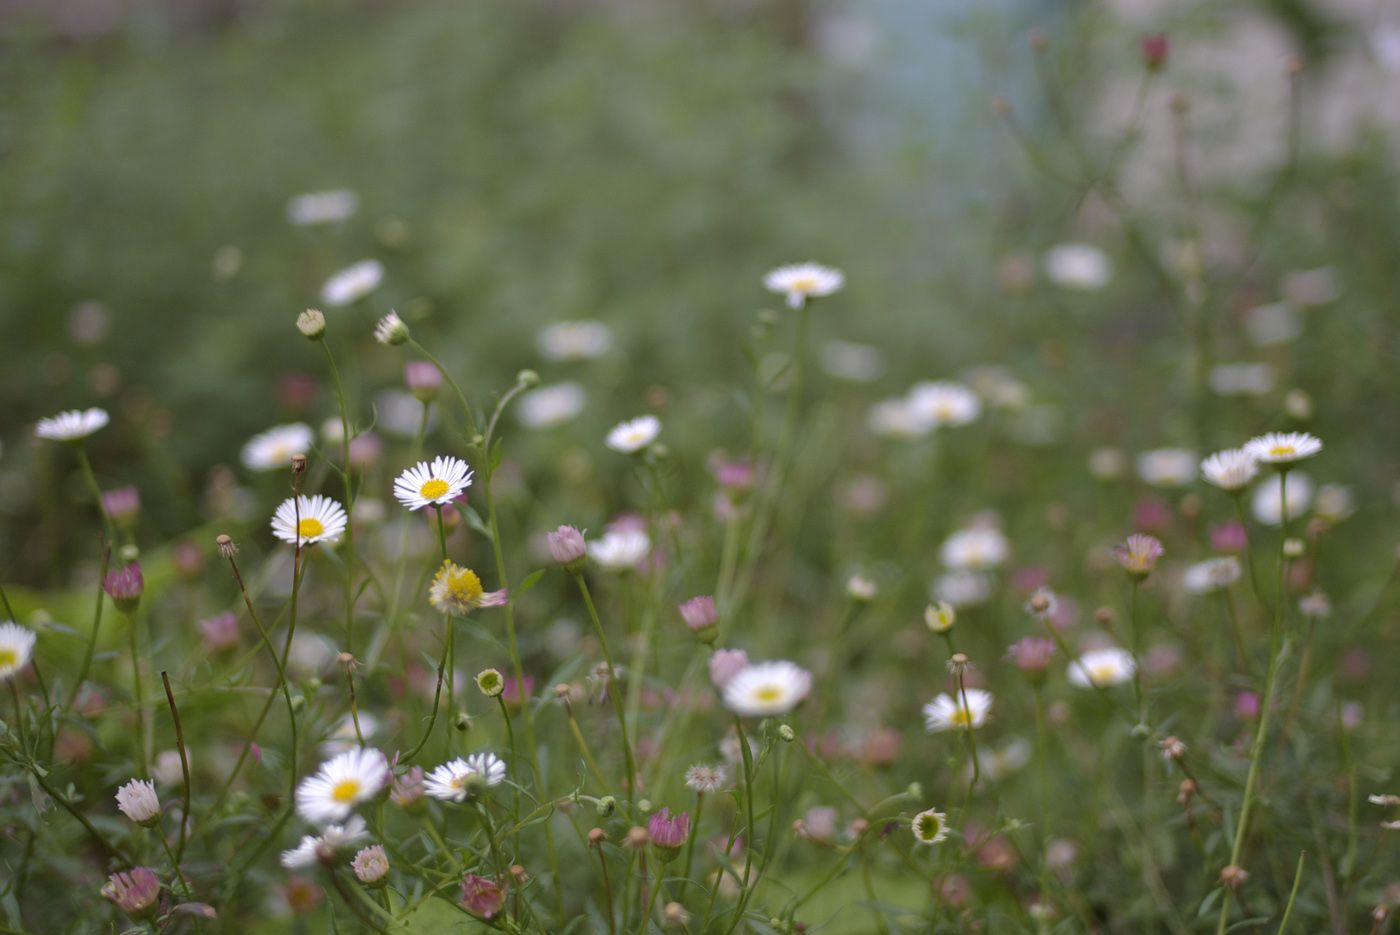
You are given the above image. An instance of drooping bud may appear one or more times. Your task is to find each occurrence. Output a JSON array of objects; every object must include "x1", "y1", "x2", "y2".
[
  {"x1": 460, "y1": 875, "x2": 507, "y2": 920},
  {"x1": 374, "y1": 311, "x2": 409, "y2": 346}
]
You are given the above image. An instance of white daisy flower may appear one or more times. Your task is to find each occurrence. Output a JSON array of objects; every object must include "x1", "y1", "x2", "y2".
[
  {"x1": 1043, "y1": 243, "x2": 1111, "y2": 291},
  {"x1": 940, "y1": 527, "x2": 1009, "y2": 571},
  {"x1": 241, "y1": 423, "x2": 315, "y2": 472},
  {"x1": 606, "y1": 415, "x2": 661, "y2": 453},
  {"x1": 35, "y1": 407, "x2": 110, "y2": 442},
  {"x1": 907, "y1": 382, "x2": 982, "y2": 428},
  {"x1": 1067, "y1": 647, "x2": 1136, "y2": 688},
  {"x1": 115, "y1": 779, "x2": 160, "y2": 827},
  {"x1": 517, "y1": 382, "x2": 587, "y2": 429},
  {"x1": 392, "y1": 456, "x2": 473, "y2": 511},
  {"x1": 1315, "y1": 485, "x2": 1355, "y2": 525},
  {"x1": 1136, "y1": 449, "x2": 1198, "y2": 488},
  {"x1": 321, "y1": 713, "x2": 380, "y2": 757},
  {"x1": 1200, "y1": 449, "x2": 1259, "y2": 492},
  {"x1": 932, "y1": 571, "x2": 993, "y2": 608},
  {"x1": 1088, "y1": 448, "x2": 1127, "y2": 481},
  {"x1": 0, "y1": 622, "x2": 37, "y2": 682},
  {"x1": 722, "y1": 660, "x2": 813, "y2": 717},
  {"x1": 286, "y1": 189, "x2": 359, "y2": 226},
  {"x1": 1244, "y1": 302, "x2": 1302, "y2": 346},
  {"x1": 352, "y1": 845, "x2": 390, "y2": 887},
  {"x1": 320, "y1": 259, "x2": 384, "y2": 307},
  {"x1": 294, "y1": 748, "x2": 390, "y2": 825},
  {"x1": 820, "y1": 340, "x2": 885, "y2": 383},
  {"x1": 374, "y1": 311, "x2": 409, "y2": 346},
  {"x1": 589, "y1": 529, "x2": 651, "y2": 572},
  {"x1": 536, "y1": 321, "x2": 614, "y2": 361},
  {"x1": 911, "y1": 808, "x2": 949, "y2": 845},
  {"x1": 1252, "y1": 472, "x2": 1314, "y2": 526},
  {"x1": 271, "y1": 494, "x2": 349, "y2": 546},
  {"x1": 923, "y1": 688, "x2": 992, "y2": 732},
  {"x1": 280, "y1": 815, "x2": 369, "y2": 869},
  {"x1": 1209, "y1": 363, "x2": 1274, "y2": 397},
  {"x1": 1244, "y1": 432, "x2": 1323, "y2": 465},
  {"x1": 424, "y1": 753, "x2": 507, "y2": 803},
  {"x1": 1182, "y1": 557, "x2": 1242, "y2": 595},
  {"x1": 867, "y1": 398, "x2": 930, "y2": 439},
  {"x1": 763, "y1": 262, "x2": 844, "y2": 309}
]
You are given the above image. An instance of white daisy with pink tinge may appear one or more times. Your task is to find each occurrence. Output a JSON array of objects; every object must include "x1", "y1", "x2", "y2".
[
  {"x1": 393, "y1": 456, "x2": 473, "y2": 511},
  {"x1": 294, "y1": 748, "x2": 390, "y2": 826}
]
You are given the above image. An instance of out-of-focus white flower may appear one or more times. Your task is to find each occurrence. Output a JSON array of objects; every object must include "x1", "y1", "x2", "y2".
[
  {"x1": 940, "y1": 527, "x2": 1008, "y2": 571},
  {"x1": 969, "y1": 737, "x2": 1032, "y2": 783},
  {"x1": 1282, "y1": 267, "x2": 1341, "y2": 307},
  {"x1": 867, "y1": 399, "x2": 928, "y2": 439},
  {"x1": 1182, "y1": 557, "x2": 1242, "y2": 594},
  {"x1": 932, "y1": 571, "x2": 994, "y2": 608},
  {"x1": 963, "y1": 366, "x2": 1030, "y2": 410},
  {"x1": 1252, "y1": 472, "x2": 1314, "y2": 526},
  {"x1": 606, "y1": 415, "x2": 661, "y2": 453},
  {"x1": 373, "y1": 389, "x2": 437, "y2": 438},
  {"x1": 1245, "y1": 303, "x2": 1302, "y2": 346},
  {"x1": 764, "y1": 263, "x2": 844, "y2": 309},
  {"x1": 1244, "y1": 432, "x2": 1322, "y2": 465},
  {"x1": 320, "y1": 259, "x2": 383, "y2": 307},
  {"x1": 294, "y1": 748, "x2": 390, "y2": 825},
  {"x1": 923, "y1": 688, "x2": 992, "y2": 732},
  {"x1": 907, "y1": 382, "x2": 981, "y2": 428},
  {"x1": 846, "y1": 574, "x2": 877, "y2": 602},
  {"x1": 115, "y1": 779, "x2": 161, "y2": 827},
  {"x1": 281, "y1": 816, "x2": 369, "y2": 868},
  {"x1": 288, "y1": 632, "x2": 337, "y2": 676},
  {"x1": 321, "y1": 713, "x2": 381, "y2": 757},
  {"x1": 1044, "y1": 243, "x2": 1111, "y2": 291},
  {"x1": 1375, "y1": 25, "x2": 1400, "y2": 73},
  {"x1": 1209, "y1": 363, "x2": 1274, "y2": 397},
  {"x1": 910, "y1": 808, "x2": 949, "y2": 845},
  {"x1": 152, "y1": 751, "x2": 185, "y2": 788},
  {"x1": 35, "y1": 408, "x2": 110, "y2": 442},
  {"x1": 1067, "y1": 647, "x2": 1136, "y2": 688},
  {"x1": 1088, "y1": 448, "x2": 1127, "y2": 481},
  {"x1": 1136, "y1": 449, "x2": 1198, "y2": 488},
  {"x1": 589, "y1": 529, "x2": 651, "y2": 572},
  {"x1": 722, "y1": 660, "x2": 813, "y2": 716},
  {"x1": 0, "y1": 622, "x2": 37, "y2": 682},
  {"x1": 517, "y1": 383, "x2": 586, "y2": 429},
  {"x1": 1201, "y1": 449, "x2": 1259, "y2": 492},
  {"x1": 424, "y1": 753, "x2": 507, "y2": 802},
  {"x1": 1315, "y1": 485, "x2": 1354, "y2": 525},
  {"x1": 241, "y1": 423, "x2": 314, "y2": 472},
  {"x1": 536, "y1": 321, "x2": 614, "y2": 361},
  {"x1": 286, "y1": 189, "x2": 359, "y2": 226},
  {"x1": 271, "y1": 495, "x2": 348, "y2": 546},
  {"x1": 392, "y1": 456, "x2": 473, "y2": 511},
  {"x1": 820, "y1": 340, "x2": 885, "y2": 383}
]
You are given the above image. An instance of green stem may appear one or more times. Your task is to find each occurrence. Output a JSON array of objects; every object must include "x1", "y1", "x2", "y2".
[
  {"x1": 1033, "y1": 683, "x2": 1051, "y2": 935},
  {"x1": 678, "y1": 790, "x2": 704, "y2": 902},
  {"x1": 159, "y1": 671, "x2": 193, "y2": 863},
  {"x1": 573, "y1": 573, "x2": 637, "y2": 804},
  {"x1": 124, "y1": 610, "x2": 147, "y2": 780},
  {"x1": 319, "y1": 339, "x2": 356, "y2": 657},
  {"x1": 156, "y1": 826, "x2": 192, "y2": 898},
  {"x1": 73, "y1": 445, "x2": 117, "y2": 545},
  {"x1": 401, "y1": 613, "x2": 456, "y2": 763},
  {"x1": 407, "y1": 338, "x2": 479, "y2": 440},
  {"x1": 70, "y1": 543, "x2": 111, "y2": 708}
]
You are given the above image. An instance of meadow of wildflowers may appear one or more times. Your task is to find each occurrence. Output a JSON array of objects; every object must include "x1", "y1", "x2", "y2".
[{"x1": 5, "y1": 2, "x2": 1400, "y2": 933}]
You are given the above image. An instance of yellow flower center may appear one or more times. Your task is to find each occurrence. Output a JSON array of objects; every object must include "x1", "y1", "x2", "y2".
[
  {"x1": 790, "y1": 277, "x2": 817, "y2": 293},
  {"x1": 1090, "y1": 665, "x2": 1115, "y2": 683},
  {"x1": 298, "y1": 517, "x2": 325, "y2": 538},
  {"x1": 331, "y1": 778, "x2": 362, "y2": 802},
  {"x1": 447, "y1": 568, "x2": 484, "y2": 604},
  {"x1": 1270, "y1": 445, "x2": 1293, "y2": 457},
  {"x1": 420, "y1": 478, "x2": 450, "y2": 500},
  {"x1": 0, "y1": 649, "x2": 15, "y2": 669},
  {"x1": 950, "y1": 707, "x2": 972, "y2": 725},
  {"x1": 753, "y1": 685, "x2": 784, "y2": 703}
]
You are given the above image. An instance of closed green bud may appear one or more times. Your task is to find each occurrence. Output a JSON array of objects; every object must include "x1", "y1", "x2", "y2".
[
  {"x1": 778, "y1": 725, "x2": 795, "y2": 743},
  {"x1": 597, "y1": 795, "x2": 617, "y2": 818},
  {"x1": 297, "y1": 309, "x2": 327, "y2": 340}
]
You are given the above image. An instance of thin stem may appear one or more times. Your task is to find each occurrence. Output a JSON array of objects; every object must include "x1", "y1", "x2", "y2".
[
  {"x1": 1033, "y1": 683, "x2": 1052, "y2": 935},
  {"x1": 401, "y1": 613, "x2": 455, "y2": 763},
  {"x1": 156, "y1": 826, "x2": 192, "y2": 898},
  {"x1": 406, "y1": 338, "x2": 479, "y2": 439},
  {"x1": 160, "y1": 671, "x2": 193, "y2": 863},
  {"x1": 563, "y1": 697, "x2": 609, "y2": 792},
  {"x1": 70, "y1": 541, "x2": 111, "y2": 708},
  {"x1": 595, "y1": 841, "x2": 618, "y2": 935},
  {"x1": 73, "y1": 445, "x2": 117, "y2": 545},
  {"x1": 678, "y1": 790, "x2": 704, "y2": 902},
  {"x1": 573, "y1": 573, "x2": 637, "y2": 803},
  {"x1": 319, "y1": 340, "x2": 357, "y2": 657},
  {"x1": 124, "y1": 609, "x2": 147, "y2": 780}
]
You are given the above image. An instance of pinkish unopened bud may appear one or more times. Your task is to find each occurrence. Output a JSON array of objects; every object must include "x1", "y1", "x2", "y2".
[
  {"x1": 547, "y1": 525, "x2": 588, "y2": 573},
  {"x1": 404, "y1": 360, "x2": 442, "y2": 402},
  {"x1": 678, "y1": 595, "x2": 719, "y2": 644},
  {"x1": 103, "y1": 486, "x2": 140, "y2": 525},
  {"x1": 347, "y1": 433, "x2": 382, "y2": 468},
  {"x1": 1210, "y1": 522, "x2": 1248, "y2": 554},
  {"x1": 199, "y1": 612, "x2": 240, "y2": 653},
  {"x1": 391, "y1": 766, "x2": 427, "y2": 811},
  {"x1": 1009, "y1": 637, "x2": 1056, "y2": 684},
  {"x1": 1234, "y1": 692, "x2": 1260, "y2": 721},
  {"x1": 1115, "y1": 534, "x2": 1164, "y2": 579},
  {"x1": 101, "y1": 867, "x2": 161, "y2": 920},
  {"x1": 172, "y1": 540, "x2": 205, "y2": 580},
  {"x1": 460, "y1": 874, "x2": 507, "y2": 919},
  {"x1": 648, "y1": 807, "x2": 691, "y2": 862},
  {"x1": 708, "y1": 648, "x2": 749, "y2": 690},
  {"x1": 1141, "y1": 33, "x2": 1169, "y2": 70},
  {"x1": 103, "y1": 562, "x2": 144, "y2": 613}
]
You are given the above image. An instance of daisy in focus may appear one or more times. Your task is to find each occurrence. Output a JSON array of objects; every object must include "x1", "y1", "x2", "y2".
[
  {"x1": 294, "y1": 748, "x2": 390, "y2": 825},
  {"x1": 1244, "y1": 432, "x2": 1323, "y2": 465},
  {"x1": 722, "y1": 660, "x2": 813, "y2": 717},
  {"x1": 241, "y1": 423, "x2": 315, "y2": 472},
  {"x1": 923, "y1": 688, "x2": 992, "y2": 732},
  {"x1": 763, "y1": 262, "x2": 844, "y2": 309},
  {"x1": 35, "y1": 407, "x2": 110, "y2": 442},
  {"x1": 1067, "y1": 647, "x2": 1136, "y2": 688},
  {"x1": 428, "y1": 561, "x2": 507, "y2": 616},
  {"x1": 606, "y1": 415, "x2": 661, "y2": 453},
  {"x1": 0, "y1": 622, "x2": 37, "y2": 682},
  {"x1": 393, "y1": 456, "x2": 473, "y2": 511},
  {"x1": 424, "y1": 753, "x2": 507, "y2": 803},
  {"x1": 271, "y1": 495, "x2": 349, "y2": 546}
]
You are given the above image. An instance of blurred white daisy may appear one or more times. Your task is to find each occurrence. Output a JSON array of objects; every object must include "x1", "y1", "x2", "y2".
[
  {"x1": 35, "y1": 408, "x2": 110, "y2": 442},
  {"x1": 393, "y1": 456, "x2": 473, "y2": 511},
  {"x1": 932, "y1": 571, "x2": 994, "y2": 607},
  {"x1": 606, "y1": 415, "x2": 661, "y2": 453},
  {"x1": 923, "y1": 688, "x2": 992, "y2": 732},
  {"x1": 1136, "y1": 449, "x2": 1198, "y2": 488},
  {"x1": 241, "y1": 423, "x2": 314, "y2": 472},
  {"x1": 589, "y1": 529, "x2": 651, "y2": 572},
  {"x1": 281, "y1": 816, "x2": 369, "y2": 869},
  {"x1": 1244, "y1": 432, "x2": 1322, "y2": 465},
  {"x1": 911, "y1": 808, "x2": 949, "y2": 845},
  {"x1": 1200, "y1": 449, "x2": 1259, "y2": 492},
  {"x1": 963, "y1": 365, "x2": 1030, "y2": 410},
  {"x1": 429, "y1": 562, "x2": 508, "y2": 616},
  {"x1": 722, "y1": 660, "x2": 813, "y2": 717},
  {"x1": 271, "y1": 495, "x2": 348, "y2": 546},
  {"x1": 1067, "y1": 647, "x2": 1136, "y2": 688},
  {"x1": 294, "y1": 748, "x2": 390, "y2": 825},
  {"x1": 1244, "y1": 302, "x2": 1302, "y2": 347},
  {"x1": 1209, "y1": 363, "x2": 1274, "y2": 397},
  {"x1": 0, "y1": 621, "x2": 37, "y2": 682},
  {"x1": 1044, "y1": 243, "x2": 1111, "y2": 291},
  {"x1": 1182, "y1": 557, "x2": 1242, "y2": 594},
  {"x1": 286, "y1": 189, "x2": 359, "y2": 226},
  {"x1": 820, "y1": 340, "x2": 885, "y2": 383},
  {"x1": 320, "y1": 259, "x2": 384, "y2": 307},
  {"x1": 424, "y1": 753, "x2": 507, "y2": 802},
  {"x1": 907, "y1": 381, "x2": 981, "y2": 428},
  {"x1": 1088, "y1": 448, "x2": 1127, "y2": 481},
  {"x1": 940, "y1": 527, "x2": 1008, "y2": 571},
  {"x1": 1251, "y1": 472, "x2": 1314, "y2": 526},
  {"x1": 536, "y1": 321, "x2": 614, "y2": 361},
  {"x1": 517, "y1": 382, "x2": 586, "y2": 429},
  {"x1": 763, "y1": 262, "x2": 844, "y2": 309},
  {"x1": 1375, "y1": 25, "x2": 1400, "y2": 73},
  {"x1": 1314, "y1": 485, "x2": 1355, "y2": 525},
  {"x1": 867, "y1": 398, "x2": 929, "y2": 439}
]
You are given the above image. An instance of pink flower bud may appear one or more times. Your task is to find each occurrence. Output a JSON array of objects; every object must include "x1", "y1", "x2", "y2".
[
  {"x1": 102, "y1": 486, "x2": 140, "y2": 524},
  {"x1": 1141, "y1": 33, "x2": 1169, "y2": 70},
  {"x1": 101, "y1": 867, "x2": 161, "y2": 920},
  {"x1": 404, "y1": 360, "x2": 442, "y2": 402},
  {"x1": 678, "y1": 595, "x2": 719, "y2": 643},
  {"x1": 547, "y1": 525, "x2": 588, "y2": 571},
  {"x1": 103, "y1": 562, "x2": 144, "y2": 613},
  {"x1": 708, "y1": 649, "x2": 748, "y2": 690},
  {"x1": 647, "y1": 807, "x2": 690, "y2": 861},
  {"x1": 460, "y1": 874, "x2": 507, "y2": 919}
]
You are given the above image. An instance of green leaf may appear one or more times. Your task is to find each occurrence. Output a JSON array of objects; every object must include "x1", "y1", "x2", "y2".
[
  {"x1": 400, "y1": 896, "x2": 487, "y2": 934},
  {"x1": 512, "y1": 569, "x2": 545, "y2": 603},
  {"x1": 460, "y1": 505, "x2": 493, "y2": 542},
  {"x1": 489, "y1": 437, "x2": 504, "y2": 473}
]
